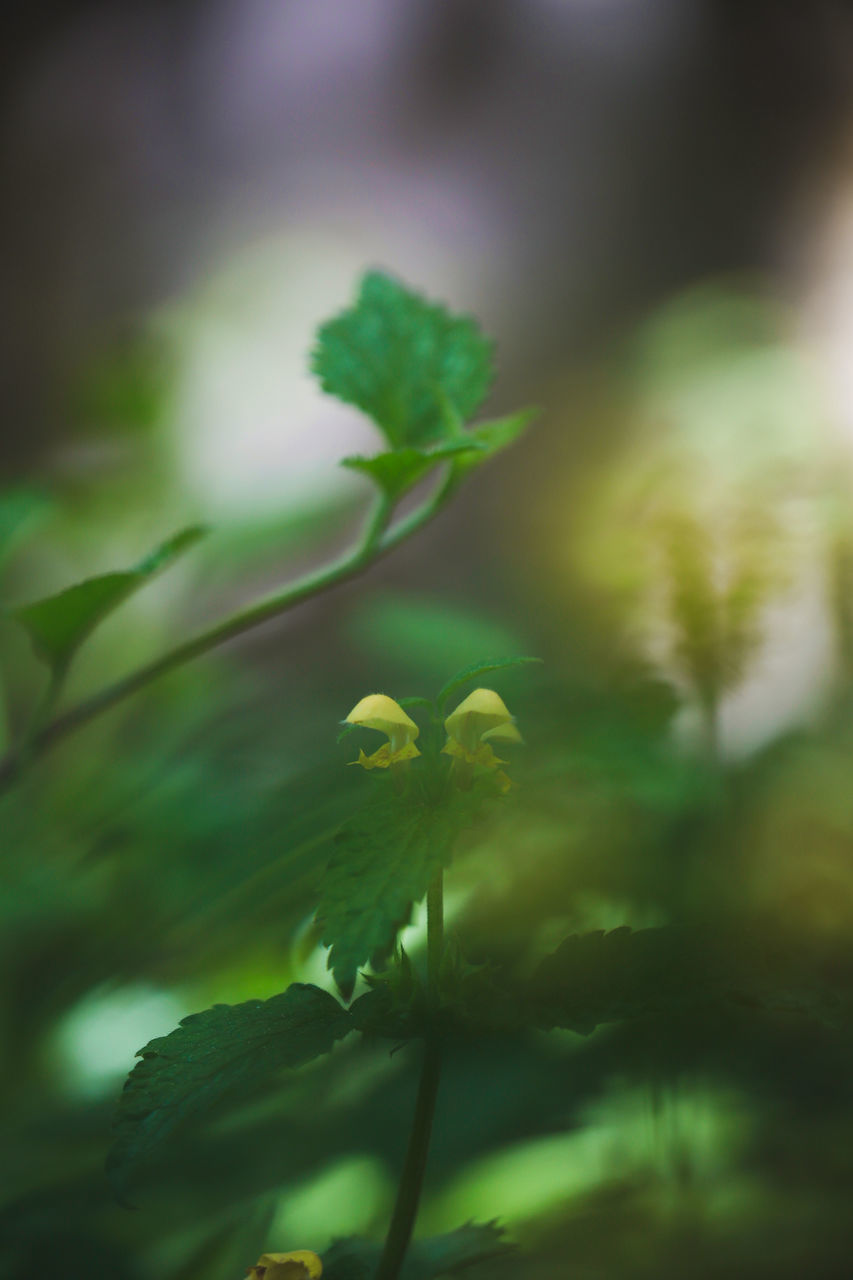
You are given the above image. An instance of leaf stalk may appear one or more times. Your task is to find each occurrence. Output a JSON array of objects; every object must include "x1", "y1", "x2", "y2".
[
  {"x1": 375, "y1": 868, "x2": 444, "y2": 1280},
  {"x1": 0, "y1": 472, "x2": 456, "y2": 792}
]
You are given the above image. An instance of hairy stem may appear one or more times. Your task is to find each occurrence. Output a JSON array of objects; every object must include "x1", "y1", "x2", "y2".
[
  {"x1": 0, "y1": 470, "x2": 460, "y2": 791},
  {"x1": 375, "y1": 869, "x2": 445, "y2": 1280}
]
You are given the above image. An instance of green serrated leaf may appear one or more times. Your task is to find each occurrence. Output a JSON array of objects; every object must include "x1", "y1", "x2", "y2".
[
  {"x1": 531, "y1": 927, "x2": 697, "y2": 1035},
  {"x1": 312, "y1": 272, "x2": 494, "y2": 449},
  {"x1": 10, "y1": 524, "x2": 206, "y2": 671},
  {"x1": 438, "y1": 656, "x2": 543, "y2": 712},
  {"x1": 316, "y1": 793, "x2": 461, "y2": 998},
  {"x1": 450, "y1": 408, "x2": 537, "y2": 477},
  {"x1": 107, "y1": 983, "x2": 351, "y2": 1190},
  {"x1": 341, "y1": 440, "x2": 483, "y2": 501},
  {"x1": 529, "y1": 925, "x2": 853, "y2": 1036},
  {"x1": 323, "y1": 1223, "x2": 511, "y2": 1280}
]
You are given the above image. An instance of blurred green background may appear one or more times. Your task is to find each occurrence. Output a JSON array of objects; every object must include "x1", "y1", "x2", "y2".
[{"x1": 5, "y1": 3, "x2": 853, "y2": 1278}]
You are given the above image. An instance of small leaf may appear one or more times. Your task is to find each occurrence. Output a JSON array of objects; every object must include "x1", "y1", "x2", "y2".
[
  {"x1": 323, "y1": 1223, "x2": 512, "y2": 1280},
  {"x1": 438, "y1": 656, "x2": 543, "y2": 712},
  {"x1": 107, "y1": 983, "x2": 352, "y2": 1190},
  {"x1": 342, "y1": 440, "x2": 482, "y2": 502},
  {"x1": 312, "y1": 272, "x2": 494, "y2": 449},
  {"x1": 450, "y1": 408, "x2": 537, "y2": 477},
  {"x1": 316, "y1": 793, "x2": 461, "y2": 998},
  {"x1": 11, "y1": 525, "x2": 206, "y2": 671}
]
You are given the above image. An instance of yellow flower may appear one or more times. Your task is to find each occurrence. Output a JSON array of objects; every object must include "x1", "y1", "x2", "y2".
[
  {"x1": 442, "y1": 688, "x2": 522, "y2": 791},
  {"x1": 246, "y1": 1250, "x2": 322, "y2": 1280},
  {"x1": 344, "y1": 693, "x2": 421, "y2": 770}
]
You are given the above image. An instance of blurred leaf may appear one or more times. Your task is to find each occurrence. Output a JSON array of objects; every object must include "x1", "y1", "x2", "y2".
[
  {"x1": 311, "y1": 272, "x2": 494, "y2": 449},
  {"x1": 323, "y1": 1222, "x2": 512, "y2": 1279},
  {"x1": 10, "y1": 525, "x2": 206, "y2": 671},
  {"x1": 341, "y1": 440, "x2": 483, "y2": 501},
  {"x1": 108, "y1": 983, "x2": 352, "y2": 1190},
  {"x1": 407, "y1": 1222, "x2": 513, "y2": 1277},
  {"x1": 438, "y1": 657, "x2": 543, "y2": 712},
  {"x1": 316, "y1": 793, "x2": 461, "y2": 998},
  {"x1": 70, "y1": 333, "x2": 174, "y2": 434},
  {"x1": 0, "y1": 487, "x2": 51, "y2": 568},
  {"x1": 530, "y1": 926, "x2": 853, "y2": 1036},
  {"x1": 531, "y1": 927, "x2": 702, "y2": 1035},
  {"x1": 349, "y1": 598, "x2": 527, "y2": 682},
  {"x1": 449, "y1": 408, "x2": 537, "y2": 477}
]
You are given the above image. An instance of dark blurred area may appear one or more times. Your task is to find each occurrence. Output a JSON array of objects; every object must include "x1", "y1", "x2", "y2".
[{"x1": 6, "y1": 3, "x2": 853, "y2": 1278}]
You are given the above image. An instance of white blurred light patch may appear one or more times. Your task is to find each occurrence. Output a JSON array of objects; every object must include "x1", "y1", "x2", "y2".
[
  {"x1": 161, "y1": 233, "x2": 379, "y2": 520},
  {"x1": 800, "y1": 181, "x2": 853, "y2": 452},
  {"x1": 52, "y1": 983, "x2": 188, "y2": 1099}
]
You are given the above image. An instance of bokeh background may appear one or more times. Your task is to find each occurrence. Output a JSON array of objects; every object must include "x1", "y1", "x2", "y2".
[{"x1": 5, "y1": 3, "x2": 853, "y2": 1277}]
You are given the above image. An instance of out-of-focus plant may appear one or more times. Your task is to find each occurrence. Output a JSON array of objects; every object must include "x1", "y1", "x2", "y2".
[
  {"x1": 0, "y1": 272, "x2": 535, "y2": 790},
  {"x1": 7, "y1": 276, "x2": 853, "y2": 1280},
  {"x1": 566, "y1": 287, "x2": 827, "y2": 755}
]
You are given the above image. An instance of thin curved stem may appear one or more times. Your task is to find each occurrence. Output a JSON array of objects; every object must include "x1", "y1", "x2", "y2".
[
  {"x1": 0, "y1": 469, "x2": 459, "y2": 791},
  {"x1": 375, "y1": 869, "x2": 445, "y2": 1280}
]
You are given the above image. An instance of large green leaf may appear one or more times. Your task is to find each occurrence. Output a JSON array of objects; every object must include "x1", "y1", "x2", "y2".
[
  {"x1": 316, "y1": 792, "x2": 461, "y2": 998},
  {"x1": 11, "y1": 525, "x2": 206, "y2": 671},
  {"x1": 323, "y1": 1222, "x2": 512, "y2": 1280},
  {"x1": 311, "y1": 272, "x2": 494, "y2": 449},
  {"x1": 530, "y1": 926, "x2": 853, "y2": 1036},
  {"x1": 107, "y1": 983, "x2": 352, "y2": 1190}
]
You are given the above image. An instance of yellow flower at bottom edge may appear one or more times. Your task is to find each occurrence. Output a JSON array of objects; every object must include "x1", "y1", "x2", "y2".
[
  {"x1": 442, "y1": 687, "x2": 522, "y2": 792},
  {"x1": 247, "y1": 1250, "x2": 322, "y2": 1280},
  {"x1": 344, "y1": 693, "x2": 421, "y2": 770}
]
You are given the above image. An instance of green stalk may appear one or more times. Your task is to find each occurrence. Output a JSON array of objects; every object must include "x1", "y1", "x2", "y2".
[
  {"x1": 375, "y1": 868, "x2": 444, "y2": 1280},
  {"x1": 10, "y1": 659, "x2": 69, "y2": 781},
  {"x1": 0, "y1": 468, "x2": 461, "y2": 791}
]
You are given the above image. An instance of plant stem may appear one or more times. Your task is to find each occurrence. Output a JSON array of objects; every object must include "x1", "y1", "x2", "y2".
[
  {"x1": 375, "y1": 869, "x2": 445, "y2": 1280},
  {"x1": 0, "y1": 471, "x2": 460, "y2": 792},
  {"x1": 10, "y1": 661, "x2": 69, "y2": 781},
  {"x1": 427, "y1": 868, "x2": 444, "y2": 1000}
]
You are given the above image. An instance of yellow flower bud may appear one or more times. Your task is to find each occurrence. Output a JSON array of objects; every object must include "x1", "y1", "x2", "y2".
[
  {"x1": 344, "y1": 693, "x2": 421, "y2": 770},
  {"x1": 442, "y1": 688, "x2": 522, "y2": 791},
  {"x1": 247, "y1": 1250, "x2": 322, "y2": 1280}
]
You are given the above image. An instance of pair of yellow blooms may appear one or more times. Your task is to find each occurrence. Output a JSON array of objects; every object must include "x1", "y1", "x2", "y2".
[
  {"x1": 247, "y1": 1250, "x2": 322, "y2": 1279},
  {"x1": 345, "y1": 687, "x2": 522, "y2": 791}
]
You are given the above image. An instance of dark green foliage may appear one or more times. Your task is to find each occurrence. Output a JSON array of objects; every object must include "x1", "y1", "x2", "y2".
[
  {"x1": 311, "y1": 272, "x2": 494, "y2": 449},
  {"x1": 530, "y1": 926, "x2": 853, "y2": 1036},
  {"x1": 316, "y1": 792, "x2": 461, "y2": 998},
  {"x1": 323, "y1": 1222, "x2": 511, "y2": 1279},
  {"x1": 531, "y1": 927, "x2": 711, "y2": 1034},
  {"x1": 108, "y1": 983, "x2": 352, "y2": 1190},
  {"x1": 11, "y1": 525, "x2": 206, "y2": 671}
]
